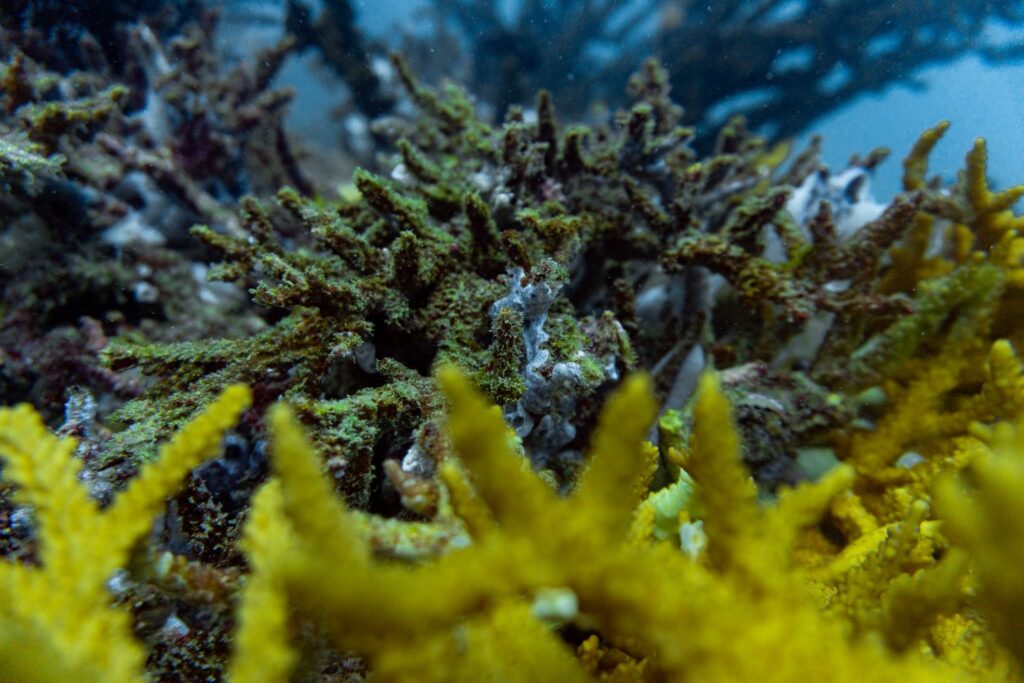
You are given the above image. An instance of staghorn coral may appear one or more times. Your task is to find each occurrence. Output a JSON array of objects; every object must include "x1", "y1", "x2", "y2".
[
  {"x1": 6, "y1": 6, "x2": 1024, "y2": 679},
  {"x1": 0, "y1": 383, "x2": 250, "y2": 682},
  {"x1": 0, "y1": 0, "x2": 202, "y2": 75},
  {"x1": 2, "y1": 344, "x2": 1024, "y2": 679},
  {"x1": 935, "y1": 352, "x2": 1024, "y2": 665},
  {"x1": 219, "y1": 365, "x2": 1024, "y2": 681},
  {"x1": 0, "y1": 7, "x2": 295, "y2": 437},
  {"x1": 106, "y1": 57, "x2": 913, "y2": 504}
]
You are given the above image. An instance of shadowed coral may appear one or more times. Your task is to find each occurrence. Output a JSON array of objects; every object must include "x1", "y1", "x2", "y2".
[{"x1": 0, "y1": 384, "x2": 250, "y2": 682}]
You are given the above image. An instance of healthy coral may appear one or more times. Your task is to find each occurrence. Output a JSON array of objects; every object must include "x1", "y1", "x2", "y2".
[
  {"x1": 0, "y1": 384, "x2": 250, "y2": 681},
  {"x1": 217, "y1": 365, "x2": 1021, "y2": 681},
  {"x1": 5, "y1": 4, "x2": 1024, "y2": 680},
  {"x1": 4, "y1": 348, "x2": 1024, "y2": 679}
]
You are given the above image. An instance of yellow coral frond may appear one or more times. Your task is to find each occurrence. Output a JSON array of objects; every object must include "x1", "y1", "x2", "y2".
[
  {"x1": 0, "y1": 562, "x2": 144, "y2": 682},
  {"x1": 773, "y1": 464, "x2": 855, "y2": 532},
  {"x1": 234, "y1": 368, "x2": 994, "y2": 683},
  {"x1": 848, "y1": 355, "x2": 966, "y2": 475},
  {"x1": 0, "y1": 562, "x2": 135, "y2": 681},
  {"x1": 829, "y1": 490, "x2": 880, "y2": 541},
  {"x1": 684, "y1": 371, "x2": 759, "y2": 572},
  {"x1": 265, "y1": 398, "x2": 550, "y2": 650},
  {"x1": 267, "y1": 402, "x2": 366, "y2": 566},
  {"x1": 0, "y1": 405, "x2": 97, "y2": 576},
  {"x1": 966, "y1": 138, "x2": 1024, "y2": 217},
  {"x1": 228, "y1": 480, "x2": 296, "y2": 683},
  {"x1": 577, "y1": 634, "x2": 647, "y2": 682},
  {"x1": 100, "y1": 384, "x2": 252, "y2": 580},
  {"x1": 878, "y1": 549, "x2": 966, "y2": 653},
  {"x1": 963, "y1": 138, "x2": 1024, "y2": 248},
  {"x1": 984, "y1": 339, "x2": 1024, "y2": 420},
  {"x1": 438, "y1": 459, "x2": 496, "y2": 539},
  {"x1": 437, "y1": 365, "x2": 560, "y2": 536},
  {"x1": 903, "y1": 120, "x2": 949, "y2": 192},
  {"x1": 574, "y1": 373, "x2": 658, "y2": 539},
  {"x1": 826, "y1": 500, "x2": 932, "y2": 628},
  {"x1": 373, "y1": 602, "x2": 590, "y2": 683},
  {"x1": 766, "y1": 464, "x2": 855, "y2": 565},
  {"x1": 0, "y1": 384, "x2": 251, "y2": 682},
  {"x1": 0, "y1": 611, "x2": 106, "y2": 683},
  {"x1": 935, "y1": 426, "x2": 1024, "y2": 663}
]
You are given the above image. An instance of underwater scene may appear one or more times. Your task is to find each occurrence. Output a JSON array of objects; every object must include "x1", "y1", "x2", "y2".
[{"x1": 5, "y1": 0, "x2": 1024, "y2": 680}]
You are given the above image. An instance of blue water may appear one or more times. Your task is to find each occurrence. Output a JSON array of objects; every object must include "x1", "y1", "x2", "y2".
[{"x1": 346, "y1": 0, "x2": 1024, "y2": 200}]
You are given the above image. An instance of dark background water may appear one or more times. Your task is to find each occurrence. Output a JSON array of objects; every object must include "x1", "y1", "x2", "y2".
[{"x1": 246, "y1": 0, "x2": 1024, "y2": 200}]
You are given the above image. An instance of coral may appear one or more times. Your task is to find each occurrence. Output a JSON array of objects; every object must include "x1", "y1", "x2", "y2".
[
  {"x1": 1, "y1": 342, "x2": 1021, "y2": 680},
  {"x1": 935, "y1": 409, "x2": 1024, "y2": 663},
  {"x1": 222, "y1": 366, "x2": 1003, "y2": 681},
  {"x1": 0, "y1": 8, "x2": 293, "y2": 433},
  {"x1": 0, "y1": 129, "x2": 63, "y2": 190},
  {"x1": 0, "y1": 0, "x2": 201, "y2": 74},
  {"x1": 103, "y1": 56, "x2": 1024, "y2": 569},
  {"x1": 0, "y1": 384, "x2": 250, "y2": 681},
  {"x1": 6, "y1": 4, "x2": 1024, "y2": 679}
]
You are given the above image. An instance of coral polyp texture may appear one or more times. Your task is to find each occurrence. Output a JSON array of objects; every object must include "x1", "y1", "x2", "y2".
[{"x1": 5, "y1": 1, "x2": 1024, "y2": 680}]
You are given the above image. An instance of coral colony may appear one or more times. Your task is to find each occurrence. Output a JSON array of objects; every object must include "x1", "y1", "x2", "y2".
[{"x1": 4, "y1": 0, "x2": 1024, "y2": 680}]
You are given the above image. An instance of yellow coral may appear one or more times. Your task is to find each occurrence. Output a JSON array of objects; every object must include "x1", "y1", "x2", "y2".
[
  {"x1": 810, "y1": 339, "x2": 1024, "y2": 674},
  {"x1": 227, "y1": 480, "x2": 295, "y2": 683},
  {"x1": 229, "y1": 368, "x2": 983, "y2": 681},
  {"x1": 902, "y1": 120, "x2": 949, "y2": 192},
  {"x1": 0, "y1": 359, "x2": 1011, "y2": 681},
  {"x1": 0, "y1": 385, "x2": 251, "y2": 682},
  {"x1": 8, "y1": 349, "x2": 1024, "y2": 680},
  {"x1": 936, "y1": 419, "x2": 1024, "y2": 663},
  {"x1": 962, "y1": 139, "x2": 1024, "y2": 249},
  {"x1": 684, "y1": 372, "x2": 761, "y2": 575}
]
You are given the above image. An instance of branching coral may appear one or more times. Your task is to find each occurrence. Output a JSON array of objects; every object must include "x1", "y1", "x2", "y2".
[
  {"x1": 3, "y1": 348, "x2": 1024, "y2": 680},
  {"x1": 99, "y1": 54, "x2": 1024, "y2": 583},
  {"x1": 936, "y1": 424, "x2": 1024, "y2": 665},
  {"x1": 0, "y1": 10, "x2": 297, "y2": 426},
  {"x1": 6, "y1": 6, "x2": 1024, "y2": 680},
  {"x1": 219, "y1": 367, "x2": 1000, "y2": 681},
  {"x1": 931, "y1": 339, "x2": 1024, "y2": 666},
  {"x1": 0, "y1": 384, "x2": 250, "y2": 681}
]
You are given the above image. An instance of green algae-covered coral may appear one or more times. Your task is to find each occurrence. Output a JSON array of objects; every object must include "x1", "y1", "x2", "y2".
[{"x1": 101, "y1": 57, "x2": 913, "y2": 504}]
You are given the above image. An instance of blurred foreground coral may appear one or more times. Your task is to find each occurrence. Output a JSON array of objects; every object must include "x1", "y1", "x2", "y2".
[
  {"x1": 0, "y1": 384, "x2": 251, "y2": 681},
  {"x1": 4, "y1": 356, "x2": 1024, "y2": 680},
  {"x1": 222, "y1": 363, "x2": 1024, "y2": 681}
]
